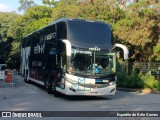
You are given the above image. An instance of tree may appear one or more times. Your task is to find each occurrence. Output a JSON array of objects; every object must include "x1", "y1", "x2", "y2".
[
  {"x1": 24, "y1": 6, "x2": 53, "y2": 20},
  {"x1": 22, "y1": 6, "x2": 52, "y2": 36},
  {"x1": 113, "y1": 0, "x2": 160, "y2": 62},
  {"x1": 0, "y1": 12, "x2": 19, "y2": 42},
  {"x1": 59, "y1": 0, "x2": 77, "y2": 4},
  {"x1": 23, "y1": 18, "x2": 51, "y2": 36},
  {"x1": 154, "y1": 41, "x2": 160, "y2": 61},
  {"x1": 0, "y1": 12, "x2": 21, "y2": 61},
  {"x1": 51, "y1": 1, "x2": 80, "y2": 21},
  {"x1": 18, "y1": 0, "x2": 36, "y2": 12},
  {"x1": 0, "y1": 0, "x2": 159, "y2": 63},
  {"x1": 42, "y1": 0, "x2": 55, "y2": 7}
]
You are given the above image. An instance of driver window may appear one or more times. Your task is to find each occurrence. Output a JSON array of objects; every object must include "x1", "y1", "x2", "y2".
[
  {"x1": 98, "y1": 58, "x2": 109, "y2": 69},
  {"x1": 72, "y1": 53, "x2": 92, "y2": 71}
]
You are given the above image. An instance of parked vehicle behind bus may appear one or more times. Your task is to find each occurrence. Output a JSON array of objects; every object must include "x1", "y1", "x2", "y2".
[
  {"x1": 0, "y1": 64, "x2": 7, "y2": 80},
  {"x1": 20, "y1": 18, "x2": 128, "y2": 96}
]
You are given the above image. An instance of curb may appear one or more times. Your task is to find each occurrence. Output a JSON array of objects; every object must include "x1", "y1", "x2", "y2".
[
  {"x1": 117, "y1": 87, "x2": 160, "y2": 94},
  {"x1": 117, "y1": 87, "x2": 141, "y2": 92}
]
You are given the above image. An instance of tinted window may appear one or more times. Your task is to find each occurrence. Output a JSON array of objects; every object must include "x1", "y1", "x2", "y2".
[
  {"x1": 57, "y1": 22, "x2": 67, "y2": 40},
  {"x1": 67, "y1": 20, "x2": 113, "y2": 50}
]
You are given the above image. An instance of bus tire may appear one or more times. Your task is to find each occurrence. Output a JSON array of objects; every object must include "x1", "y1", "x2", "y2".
[{"x1": 44, "y1": 76, "x2": 52, "y2": 94}]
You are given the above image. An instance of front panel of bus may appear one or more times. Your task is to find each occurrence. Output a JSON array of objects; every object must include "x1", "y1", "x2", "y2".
[
  {"x1": 56, "y1": 43, "x2": 117, "y2": 96},
  {"x1": 55, "y1": 20, "x2": 116, "y2": 96}
]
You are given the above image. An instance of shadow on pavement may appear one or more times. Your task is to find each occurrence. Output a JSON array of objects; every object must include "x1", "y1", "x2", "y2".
[
  {"x1": 20, "y1": 78, "x2": 132, "y2": 101},
  {"x1": 28, "y1": 81, "x2": 112, "y2": 101},
  {"x1": 60, "y1": 94, "x2": 111, "y2": 101}
]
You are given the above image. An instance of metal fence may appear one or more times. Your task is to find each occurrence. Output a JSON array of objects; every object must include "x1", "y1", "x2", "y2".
[{"x1": 133, "y1": 62, "x2": 160, "y2": 80}]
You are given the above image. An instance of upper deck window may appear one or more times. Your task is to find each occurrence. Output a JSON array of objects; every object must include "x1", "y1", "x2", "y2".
[
  {"x1": 67, "y1": 20, "x2": 113, "y2": 50},
  {"x1": 57, "y1": 22, "x2": 67, "y2": 40}
]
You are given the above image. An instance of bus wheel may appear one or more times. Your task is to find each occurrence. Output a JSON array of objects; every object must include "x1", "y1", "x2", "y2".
[{"x1": 45, "y1": 77, "x2": 52, "y2": 94}]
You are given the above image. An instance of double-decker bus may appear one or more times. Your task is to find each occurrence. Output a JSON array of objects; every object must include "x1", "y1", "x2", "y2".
[{"x1": 20, "y1": 18, "x2": 128, "y2": 96}]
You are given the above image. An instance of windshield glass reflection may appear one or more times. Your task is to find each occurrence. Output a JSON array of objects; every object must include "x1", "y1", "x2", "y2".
[{"x1": 69, "y1": 48, "x2": 115, "y2": 76}]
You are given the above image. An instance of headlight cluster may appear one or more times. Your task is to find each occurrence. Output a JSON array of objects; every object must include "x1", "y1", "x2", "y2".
[{"x1": 109, "y1": 81, "x2": 116, "y2": 85}]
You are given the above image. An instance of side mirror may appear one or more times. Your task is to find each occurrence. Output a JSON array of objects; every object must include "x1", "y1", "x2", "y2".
[{"x1": 114, "y1": 43, "x2": 129, "y2": 60}]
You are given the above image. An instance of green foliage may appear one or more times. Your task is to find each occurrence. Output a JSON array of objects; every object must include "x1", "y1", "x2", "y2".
[
  {"x1": 42, "y1": 0, "x2": 55, "y2": 7},
  {"x1": 16, "y1": 5, "x2": 51, "y2": 36},
  {"x1": 140, "y1": 72, "x2": 160, "y2": 91},
  {"x1": 51, "y1": 2, "x2": 80, "y2": 21},
  {"x1": 0, "y1": 12, "x2": 21, "y2": 61},
  {"x1": 113, "y1": 0, "x2": 160, "y2": 62},
  {"x1": 59, "y1": 0, "x2": 77, "y2": 4},
  {"x1": 0, "y1": 0, "x2": 160, "y2": 69},
  {"x1": 116, "y1": 62, "x2": 143, "y2": 88},
  {"x1": 0, "y1": 12, "x2": 19, "y2": 41},
  {"x1": 24, "y1": 6, "x2": 53, "y2": 20},
  {"x1": 77, "y1": 0, "x2": 125, "y2": 24},
  {"x1": 0, "y1": 5, "x2": 53, "y2": 60},
  {"x1": 117, "y1": 62, "x2": 160, "y2": 90},
  {"x1": 7, "y1": 15, "x2": 24, "y2": 41},
  {"x1": 9, "y1": 41, "x2": 21, "y2": 59},
  {"x1": 23, "y1": 18, "x2": 50, "y2": 36},
  {"x1": 18, "y1": 0, "x2": 36, "y2": 12},
  {"x1": 153, "y1": 41, "x2": 160, "y2": 61}
]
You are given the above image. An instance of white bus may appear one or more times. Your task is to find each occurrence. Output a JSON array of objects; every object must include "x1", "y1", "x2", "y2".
[{"x1": 20, "y1": 18, "x2": 128, "y2": 96}]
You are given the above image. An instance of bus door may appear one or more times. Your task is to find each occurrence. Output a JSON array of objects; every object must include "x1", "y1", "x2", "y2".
[
  {"x1": 42, "y1": 42, "x2": 57, "y2": 78},
  {"x1": 41, "y1": 25, "x2": 57, "y2": 81},
  {"x1": 55, "y1": 22, "x2": 67, "y2": 89},
  {"x1": 56, "y1": 41, "x2": 66, "y2": 89}
]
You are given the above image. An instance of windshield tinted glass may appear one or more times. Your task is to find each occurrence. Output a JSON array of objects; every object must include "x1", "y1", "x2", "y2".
[
  {"x1": 69, "y1": 48, "x2": 116, "y2": 76},
  {"x1": 67, "y1": 20, "x2": 113, "y2": 50}
]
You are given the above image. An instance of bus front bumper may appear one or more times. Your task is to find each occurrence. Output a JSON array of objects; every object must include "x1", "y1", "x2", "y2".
[{"x1": 56, "y1": 81, "x2": 116, "y2": 96}]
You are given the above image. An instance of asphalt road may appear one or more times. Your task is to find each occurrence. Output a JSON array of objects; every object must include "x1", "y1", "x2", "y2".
[{"x1": 0, "y1": 75, "x2": 160, "y2": 120}]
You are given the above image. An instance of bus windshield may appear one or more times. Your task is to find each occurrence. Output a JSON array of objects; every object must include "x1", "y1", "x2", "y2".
[
  {"x1": 67, "y1": 20, "x2": 113, "y2": 50},
  {"x1": 70, "y1": 48, "x2": 116, "y2": 76}
]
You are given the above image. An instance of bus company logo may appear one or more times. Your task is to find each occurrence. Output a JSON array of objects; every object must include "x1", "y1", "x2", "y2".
[
  {"x1": 71, "y1": 78, "x2": 91, "y2": 91},
  {"x1": 44, "y1": 32, "x2": 56, "y2": 41},
  {"x1": 2, "y1": 112, "x2": 11, "y2": 117},
  {"x1": 34, "y1": 44, "x2": 45, "y2": 54},
  {"x1": 89, "y1": 46, "x2": 101, "y2": 51}
]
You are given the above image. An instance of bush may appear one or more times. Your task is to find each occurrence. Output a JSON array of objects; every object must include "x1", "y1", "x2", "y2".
[
  {"x1": 117, "y1": 67, "x2": 143, "y2": 88},
  {"x1": 116, "y1": 62, "x2": 127, "y2": 87},
  {"x1": 140, "y1": 72, "x2": 160, "y2": 91},
  {"x1": 126, "y1": 70, "x2": 143, "y2": 88},
  {"x1": 116, "y1": 61, "x2": 142, "y2": 88},
  {"x1": 116, "y1": 62, "x2": 160, "y2": 90}
]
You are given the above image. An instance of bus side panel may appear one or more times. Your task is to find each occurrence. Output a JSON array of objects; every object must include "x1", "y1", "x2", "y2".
[
  {"x1": 28, "y1": 24, "x2": 57, "y2": 84},
  {"x1": 20, "y1": 46, "x2": 31, "y2": 75}
]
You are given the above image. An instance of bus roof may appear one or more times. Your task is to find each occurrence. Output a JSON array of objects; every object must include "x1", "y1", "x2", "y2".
[
  {"x1": 24, "y1": 18, "x2": 113, "y2": 50},
  {"x1": 53, "y1": 18, "x2": 113, "y2": 50}
]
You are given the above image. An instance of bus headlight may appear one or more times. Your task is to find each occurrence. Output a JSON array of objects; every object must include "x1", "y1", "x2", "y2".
[{"x1": 109, "y1": 81, "x2": 116, "y2": 86}]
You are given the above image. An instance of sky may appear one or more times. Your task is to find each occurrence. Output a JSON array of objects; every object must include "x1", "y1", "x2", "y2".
[{"x1": 0, "y1": 0, "x2": 58, "y2": 13}]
